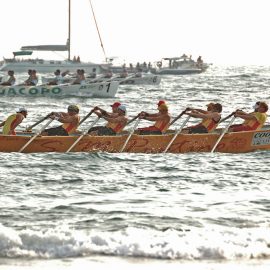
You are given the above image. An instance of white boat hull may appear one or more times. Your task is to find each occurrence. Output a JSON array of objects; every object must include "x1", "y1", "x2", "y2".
[
  {"x1": 0, "y1": 81, "x2": 119, "y2": 98},
  {"x1": 118, "y1": 75, "x2": 161, "y2": 85},
  {"x1": 0, "y1": 61, "x2": 107, "y2": 74}
]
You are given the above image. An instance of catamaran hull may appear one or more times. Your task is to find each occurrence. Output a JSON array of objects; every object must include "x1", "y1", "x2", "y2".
[
  {"x1": 1, "y1": 129, "x2": 270, "y2": 153},
  {"x1": 0, "y1": 81, "x2": 119, "y2": 98}
]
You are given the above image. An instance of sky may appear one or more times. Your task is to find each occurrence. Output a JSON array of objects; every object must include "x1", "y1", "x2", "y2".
[{"x1": 1, "y1": 0, "x2": 270, "y2": 66}]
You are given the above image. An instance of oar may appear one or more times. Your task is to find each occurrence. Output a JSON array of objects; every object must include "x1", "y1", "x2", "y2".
[
  {"x1": 118, "y1": 74, "x2": 136, "y2": 84},
  {"x1": 19, "y1": 118, "x2": 54, "y2": 153},
  {"x1": 79, "y1": 109, "x2": 95, "y2": 126},
  {"x1": 163, "y1": 116, "x2": 191, "y2": 153},
  {"x1": 210, "y1": 116, "x2": 236, "y2": 153},
  {"x1": 219, "y1": 111, "x2": 235, "y2": 124},
  {"x1": 66, "y1": 117, "x2": 100, "y2": 153},
  {"x1": 168, "y1": 109, "x2": 187, "y2": 127},
  {"x1": 126, "y1": 114, "x2": 140, "y2": 126},
  {"x1": 120, "y1": 118, "x2": 140, "y2": 153},
  {"x1": 26, "y1": 115, "x2": 50, "y2": 131}
]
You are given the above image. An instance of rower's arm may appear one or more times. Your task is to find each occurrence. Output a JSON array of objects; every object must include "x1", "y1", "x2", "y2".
[
  {"x1": 0, "y1": 121, "x2": 5, "y2": 127},
  {"x1": 235, "y1": 113, "x2": 256, "y2": 120}
]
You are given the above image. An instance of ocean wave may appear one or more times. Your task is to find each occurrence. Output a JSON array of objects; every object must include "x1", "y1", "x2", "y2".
[{"x1": 0, "y1": 224, "x2": 269, "y2": 261}]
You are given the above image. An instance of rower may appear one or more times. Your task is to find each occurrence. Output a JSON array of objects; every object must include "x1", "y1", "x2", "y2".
[
  {"x1": 47, "y1": 69, "x2": 64, "y2": 85},
  {"x1": 228, "y1": 101, "x2": 268, "y2": 132},
  {"x1": 0, "y1": 70, "x2": 16, "y2": 86},
  {"x1": 25, "y1": 70, "x2": 38, "y2": 86},
  {"x1": 72, "y1": 69, "x2": 86, "y2": 85},
  {"x1": 183, "y1": 103, "x2": 222, "y2": 133},
  {"x1": 0, "y1": 108, "x2": 28, "y2": 135},
  {"x1": 137, "y1": 101, "x2": 171, "y2": 135},
  {"x1": 88, "y1": 104, "x2": 127, "y2": 136},
  {"x1": 41, "y1": 105, "x2": 80, "y2": 136}
]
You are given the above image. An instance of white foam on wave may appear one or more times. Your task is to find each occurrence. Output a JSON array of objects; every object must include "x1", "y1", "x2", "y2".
[{"x1": 0, "y1": 223, "x2": 269, "y2": 260}]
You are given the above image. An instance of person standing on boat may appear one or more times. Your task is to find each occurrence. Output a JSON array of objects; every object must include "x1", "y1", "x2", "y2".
[
  {"x1": 183, "y1": 103, "x2": 222, "y2": 134},
  {"x1": 137, "y1": 102, "x2": 171, "y2": 135},
  {"x1": 0, "y1": 70, "x2": 16, "y2": 86},
  {"x1": 196, "y1": 56, "x2": 203, "y2": 68},
  {"x1": 228, "y1": 102, "x2": 268, "y2": 132},
  {"x1": 41, "y1": 105, "x2": 80, "y2": 136},
  {"x1": 88, "y1": 104, "x2": 127, "y2": 136},
  {"x1": 0, "y1": 108, "x2": 28, "y2": 135}
]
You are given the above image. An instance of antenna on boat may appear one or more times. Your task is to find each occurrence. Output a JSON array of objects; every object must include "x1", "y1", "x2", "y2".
[
  {"x1": 68, "y1": 0, "x2": 71, "y2": 61},
  {"x1": 88, "y1": 0, "x2": 107, "y2": 62}
]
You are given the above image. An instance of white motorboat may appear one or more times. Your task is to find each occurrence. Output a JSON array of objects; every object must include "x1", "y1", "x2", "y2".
[
  {"x1": 0, "y1": 81, "x2": 119, "y2": 98},
  {"x1": 151, "y1": 56, "x2": 211, "y2": 75}
]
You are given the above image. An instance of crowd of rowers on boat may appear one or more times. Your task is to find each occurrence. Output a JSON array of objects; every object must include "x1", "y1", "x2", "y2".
[
  {"x1": 0, "y1": 67, "x2": 145, "y2": 87},
  {"x1": 0, "y1": 100, "x2": 268, "y2": 137}
]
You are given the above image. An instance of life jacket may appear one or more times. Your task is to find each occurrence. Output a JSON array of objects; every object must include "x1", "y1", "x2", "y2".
[
  {"x1": 243, "y1": 112, "x2": 267, "y2": 130},
  {"x1": 2, "y1": 113, "x2": 22, "y2": 135},
  {"x1": 154, "y1": 115, "x2": 171, "y2": 133},
  {"x1": 106, "y1": 121, "x2": 125, "y2": 133},
  {"x1": 200, "y1": 117, "x2": 220, "y2": 132},
  {"x1": 62, "y1": 116, "x2": 80, "y2": 134}
]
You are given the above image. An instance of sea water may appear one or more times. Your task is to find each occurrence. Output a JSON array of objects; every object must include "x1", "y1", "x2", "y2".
[{"x1": 0, "y1": 65, "x2": 270, "y2": 269}]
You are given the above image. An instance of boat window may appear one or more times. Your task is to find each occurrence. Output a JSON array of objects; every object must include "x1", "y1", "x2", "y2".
[{"x1": 50, "y1": 61, "x2": 55, "y2": 64}]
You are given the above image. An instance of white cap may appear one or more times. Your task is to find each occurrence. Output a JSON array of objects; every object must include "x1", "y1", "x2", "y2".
[
  {"x1": 118, "y1": 105, "x2": 126, "y2": 113},
  {"x1": 17, "y1": 107, "x2": 27, "y2": 113}
]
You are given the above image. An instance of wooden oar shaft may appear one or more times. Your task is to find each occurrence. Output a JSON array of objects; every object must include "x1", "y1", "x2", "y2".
[
  {"x1": 163, "y1": 116, "x2": 191, "y2": 153},
  {"x1": 120, "y1": 118, "x2": 140, "y2": 152},
  {"x1": 126, "y1": 114, "x2": 139, "y2": 126},
  {"x1": 66, "y1": 117, "x2": 100, "y2": 153},
  {"x1": 169, "y1": 110, "x2": 187, "y2": 127},
  {"x1": 26, "y1": 116, "x2": 48, "y2": 131},
  {"x1": 211, "y1": 116, "x2": 236, "y2": 153},
  {"x1": 219, "y1": 112, "x2": 235, "y2": 124},
  {"x1": 79, "y1": 110, "x2": 94, "y2": 126},
  {"x1": 19, "y1": 118, "x2": 54, "y2": 153}
]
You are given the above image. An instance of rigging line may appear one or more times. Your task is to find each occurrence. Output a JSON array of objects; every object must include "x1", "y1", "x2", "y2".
[{"x1": 88, "y1": 0, "x2": 107, "y2": 61}]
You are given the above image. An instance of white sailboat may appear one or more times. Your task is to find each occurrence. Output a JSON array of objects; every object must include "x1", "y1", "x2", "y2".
[{"x1": 0, "y1": 0, "x2": 108, "y2": 73}]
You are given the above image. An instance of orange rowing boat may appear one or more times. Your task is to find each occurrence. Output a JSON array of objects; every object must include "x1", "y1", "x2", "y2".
[{"x1": 1, "y1": 128, "x2": 270, "y2": 153}]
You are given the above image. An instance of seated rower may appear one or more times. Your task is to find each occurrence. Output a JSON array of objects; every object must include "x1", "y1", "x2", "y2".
[
  {"x1": 135, "y1": 68, "x2": 143, "y2": 78},
  {"x1": 88, "y1": 104, "x2": 127, "y2": 136},
  {"x1": 72, "y1": 69, "x2": 86, "y2": 85},
  {"x1": 0, "y1": 108, "x2": 28, "y2": 135},
  {"x1": 119, "y1": 68, "x2": 128, "y2": 78},
  {"x1": 41, "y1": 105, "x2": 80, "y2": 136},
  {"x1": 104, "y1": 69, "x2": 113, "y2": 79},
  {"x1": 93, "y1": 101, "x2": 121, "y2": 118},
  {"x1": 25, "y1": 69, "x2": 38, "y2": 86},
  {"x1": 137, "y1": 101, "x2": 171, "y2": 135},
  {"x1": 0, "y1": 70, "x2": 16, "y2": 86},
  {"x1": 183, "y1": 103, "x2": 222, "y2": 133},
  {"x1": 88, "y1": 68, "x2": 97, "y2": 79},
  {"x1": 47, "y1": 69, "x2": 64, "y2": 85},
  {"x1": 229, "y1": 101, "x2": 268, "y2": 132}
]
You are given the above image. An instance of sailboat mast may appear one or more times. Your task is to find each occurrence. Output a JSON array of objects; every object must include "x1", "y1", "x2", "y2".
[{"x1": 68, "y1": 0, "x2": 71, "y2": 61}]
